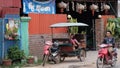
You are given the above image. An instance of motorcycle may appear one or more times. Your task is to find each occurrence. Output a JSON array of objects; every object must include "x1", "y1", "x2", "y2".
[
  {"x1": 42, "y1": 41, "x2": 60, "y2": 66},
  {"x1": 96, "y1": 44, "x2": 117, "y2": 68}
]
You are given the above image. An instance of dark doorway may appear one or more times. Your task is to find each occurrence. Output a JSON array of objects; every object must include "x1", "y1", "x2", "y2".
[
  {"x1": 56, "y1": 1, "x2": 117, "y2": 50},
  {"x1": 76, "y1": 11, "x2": 97, "y2": 50}
]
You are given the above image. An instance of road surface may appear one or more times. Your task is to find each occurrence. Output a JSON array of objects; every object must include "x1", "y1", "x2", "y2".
[{"x1": 24, "y1": 49, "x2": 120, "y2": 68}]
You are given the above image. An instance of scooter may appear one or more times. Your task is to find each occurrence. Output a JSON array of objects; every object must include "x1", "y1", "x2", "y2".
[
  {"x1": 42, "y1": 41, "x2": 60, "y2": 66},
  {"x1": 96, "y1": 44, "x2": 117, "y2": 68}
]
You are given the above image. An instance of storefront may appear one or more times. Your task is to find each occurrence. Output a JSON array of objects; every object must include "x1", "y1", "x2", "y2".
[
  {"x1": 21, "y1": 0, "x2": 118, "y2": 58},
  {"x1": 56, "y1": 0, "x2": 117, "y2": 50}
]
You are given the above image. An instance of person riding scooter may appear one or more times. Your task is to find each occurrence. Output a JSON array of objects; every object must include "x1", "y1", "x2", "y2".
[{"x1": 102, "y1": 31, "x2": 117, "y2": 59}]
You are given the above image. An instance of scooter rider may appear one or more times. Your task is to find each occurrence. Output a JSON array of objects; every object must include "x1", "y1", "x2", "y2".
[{"x1": 102, "y1": 31, "x2": 116, "y2": 59}]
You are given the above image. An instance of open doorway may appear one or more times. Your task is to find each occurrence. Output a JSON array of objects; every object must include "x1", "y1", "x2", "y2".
[{"x1": 56, "y1": 0, "x2": 117, "y2": 50}]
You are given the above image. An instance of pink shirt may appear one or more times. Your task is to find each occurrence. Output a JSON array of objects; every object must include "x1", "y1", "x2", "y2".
[{"x1": 71, "y1": 39, "x2": 77, "y2": 45}]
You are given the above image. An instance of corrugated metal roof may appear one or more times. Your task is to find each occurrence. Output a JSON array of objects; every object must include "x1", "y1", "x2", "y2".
[
  {"x1": 28, "y1": 13, "x2": 67, "y2": 34},
  {"x1": 1, "y1": 7, "x2": 20, "y2": 18},
  {"x1": 0, "y1": 0, "x2": 21, "y2": 8},
  {"x1": 12, "y1": 0, "x2": 21, "y2": 8}
]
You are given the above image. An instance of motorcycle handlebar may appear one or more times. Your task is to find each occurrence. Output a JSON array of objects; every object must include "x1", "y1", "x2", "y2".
[{"x1": 98, "y1": 44, "x2": 112, "y2": 48}]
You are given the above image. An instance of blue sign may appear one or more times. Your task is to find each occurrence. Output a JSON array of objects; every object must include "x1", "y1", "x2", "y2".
[{"x1": 23, "y1": 0, "x2": 55, "y2": 14}]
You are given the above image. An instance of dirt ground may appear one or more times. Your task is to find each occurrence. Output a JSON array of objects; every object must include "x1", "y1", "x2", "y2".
[{"x1": 23, "y1": 49, "x2": 120, "y2": 68}]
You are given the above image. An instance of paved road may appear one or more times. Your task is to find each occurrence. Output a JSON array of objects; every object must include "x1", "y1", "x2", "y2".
[{"x1": 24, "y1": 49, "x2": 120, "y2": 68}]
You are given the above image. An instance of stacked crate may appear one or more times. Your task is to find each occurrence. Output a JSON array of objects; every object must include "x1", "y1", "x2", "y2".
[{"x1": 0, "y1": 0, "x2": 21, "y2": 18}]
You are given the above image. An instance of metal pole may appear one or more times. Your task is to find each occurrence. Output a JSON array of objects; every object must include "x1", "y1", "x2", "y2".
[
  {"x1": 92, "y1": 18, "x2": 96, "y2": 50},
  {"x1": 2, "y1": 19, "x2": 5, "y2": 61},
  {"x1": 92, "y1": 19, "x2": 95, "y2": 50},
  {"x1": 51, "y1": 27, "x2": 53, "y2": 40}
]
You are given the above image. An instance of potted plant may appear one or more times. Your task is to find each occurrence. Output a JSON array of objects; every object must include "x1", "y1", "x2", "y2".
[
  {"x1": 2, "y1": 55, "x2": 12, "y2": 66},
  {"x1": 7, "y1": 45, "x2": 25, "y2": 64},
  {"x1": 26, "y1": 56, "x2": 34, "y2": 64}
]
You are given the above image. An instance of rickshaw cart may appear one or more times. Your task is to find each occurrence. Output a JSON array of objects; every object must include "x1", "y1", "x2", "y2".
[{"x1": 50, "y1": 23, "x2": 88, "y2": 62}]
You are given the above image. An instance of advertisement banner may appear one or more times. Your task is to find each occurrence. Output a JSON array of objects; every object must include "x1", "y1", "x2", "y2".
[{"x1": 23, "y1": 0, "x2": 55, "y2": 14}]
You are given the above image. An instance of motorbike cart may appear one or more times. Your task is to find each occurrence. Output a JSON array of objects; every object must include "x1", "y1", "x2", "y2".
[
  {"x1": 50, "y1": 22, "x2": 88, "y2": 62},
  {"x1": 96, "y1": 44, "x2": 117, "y2": 68}
]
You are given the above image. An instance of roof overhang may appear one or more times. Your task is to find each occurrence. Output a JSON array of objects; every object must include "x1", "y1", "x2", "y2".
[
  {"x1": 50, "y1": 23, "x2": 88, "y2": 28},
  {"x1": 62, "y1": 0, "x2": 117, "y2": 2}
]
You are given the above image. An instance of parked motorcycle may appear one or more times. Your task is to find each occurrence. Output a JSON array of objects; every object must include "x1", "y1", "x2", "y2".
[
  {"x1": 96, "y1": 44, "x2": 117, "y2": 68},
  {"x1": 42, "y1": 41, "x2": 60, "y2": 66}
]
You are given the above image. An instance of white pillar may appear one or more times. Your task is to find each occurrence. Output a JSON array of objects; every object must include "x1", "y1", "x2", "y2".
[{"x1": 118, "y1": 0, "x2": 120, "y2": 17}]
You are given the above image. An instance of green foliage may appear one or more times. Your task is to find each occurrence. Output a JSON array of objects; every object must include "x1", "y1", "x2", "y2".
[
  {"x1": 5, "y1": 22, "x2": 19, "y2": 40},
  {"x1": 69, "y1": 18, "x2": 78, "y2": 34},
  {"x1": 26, "y1": 55, "x2": 34, "y2": 59},
  {"x1": 4, "y1": 55, "x2": 9, "y2": 60},
  {"x1": 5, "y1": 29, "x2": 12, "y2": 36},
  {"x1": 8, "y1": 45, "x2": 25, "y2": 61},
  {"x1": 106, "y1": 18, "x2": 120, "y2": 40},
  {"x1": 32, "y1": 59, "x2": 42, "y2": 65},
  {"x1": 13, "y1": 27, "x2": 18, "y2": 33}
]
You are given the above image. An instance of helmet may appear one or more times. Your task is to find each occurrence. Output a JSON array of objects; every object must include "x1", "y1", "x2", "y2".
[
  {"x1": 45, "y1": 41, "x2": 53, "y2": 45},
  {"x1": 53, "y1": 42, "x2": 59, "y2": 47}
]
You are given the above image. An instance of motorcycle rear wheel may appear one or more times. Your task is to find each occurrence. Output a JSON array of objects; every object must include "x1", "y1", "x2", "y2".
[
  {"x1": 54, "y1": 54, "x2": 61, "y2": 64},
  {"x1": 111, "y1": 56, "x2": 117, "y2": 67},
  {"x1": 60, "y1": 56, "x2": 65, "y2": 62}
]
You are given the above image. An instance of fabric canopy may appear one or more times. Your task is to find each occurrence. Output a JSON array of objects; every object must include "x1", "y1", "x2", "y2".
[{"x1": 50, "y1": 23, "x2": 88, "y2": 28}]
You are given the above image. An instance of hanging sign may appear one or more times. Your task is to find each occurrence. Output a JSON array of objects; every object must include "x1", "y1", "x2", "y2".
[{"x1": 23, "y1": 0, "x2": 55, "y2": 14}]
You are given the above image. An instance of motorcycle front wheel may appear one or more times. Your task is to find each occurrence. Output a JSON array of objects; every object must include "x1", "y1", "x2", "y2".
[
  {"x1": 42, "y1": 54, "x2": 48, "y2": 66},
  {"x1": 96, "y1": 57, "x2": 104, "y2": 68}
]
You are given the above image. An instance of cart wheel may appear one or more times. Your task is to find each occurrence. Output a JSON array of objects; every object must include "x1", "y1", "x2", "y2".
[
  {"x1": 42, "y1": 54, "x2": 48, "y2": 66},
  {"x1": 60, "y1": 56, "x2": 65, "y2": 62},
  {"x1": 79, "y1": 49, "x2": 86, "y2": 62},
  {"x1": 96, "y1": 57, "x2": 104, "y2": 68},
  {"x1": 54, "y1": 54, "x2": 61, "y2": 64}
]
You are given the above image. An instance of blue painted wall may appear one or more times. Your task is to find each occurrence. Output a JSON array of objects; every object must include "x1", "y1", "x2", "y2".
[
  {"x1": 0, "y1": 14, "x2": 22, "y2": 64},
  {"x1": 3, "y1": 14, "x2": 21, "y2": 57}
]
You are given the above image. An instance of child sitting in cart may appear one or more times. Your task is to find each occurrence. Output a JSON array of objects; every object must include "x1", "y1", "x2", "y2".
[
  {"x1": 70, "y1": 34, "x2": 80, "y2": 49},
  {"x1": 79, "y1": 39, "x2": 86, "y2": 51}
]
